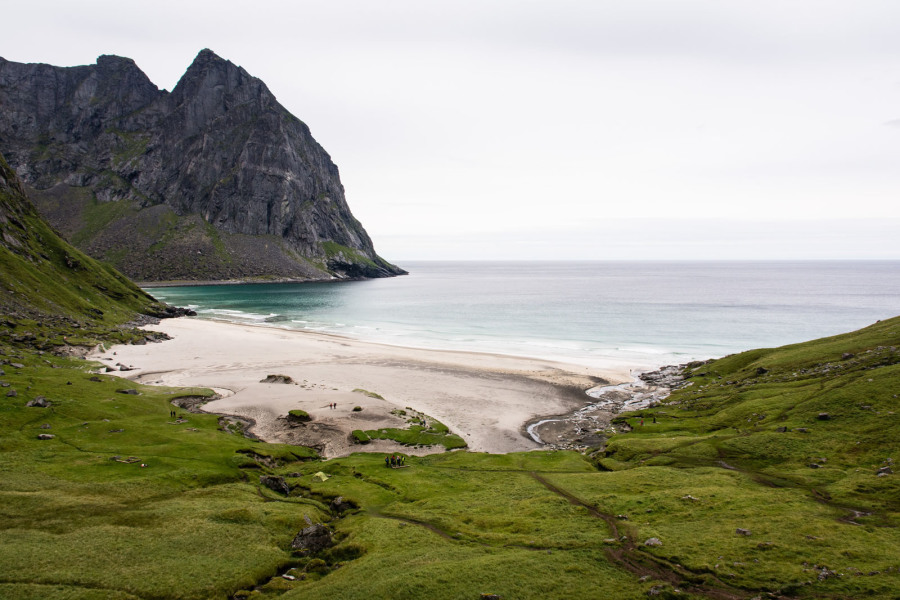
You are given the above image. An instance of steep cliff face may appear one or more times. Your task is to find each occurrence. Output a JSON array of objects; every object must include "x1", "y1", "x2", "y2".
[{"x1": 0, "y1": 50, "x2": 404, "y2": 282}]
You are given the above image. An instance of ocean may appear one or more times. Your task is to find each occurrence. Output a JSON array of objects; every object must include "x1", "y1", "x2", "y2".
[{"x1": 147, "y1": 261, "x2": 900, "y2": 371}]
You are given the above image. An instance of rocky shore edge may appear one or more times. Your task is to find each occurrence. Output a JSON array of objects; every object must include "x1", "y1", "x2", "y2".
[{"x1": 525, "y1": 359, "x2": 712, "y2": 451}]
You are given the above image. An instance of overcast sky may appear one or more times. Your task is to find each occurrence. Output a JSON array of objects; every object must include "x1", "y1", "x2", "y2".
[{"x1": 4, "y1": 0, "x2": 900, "y2": 260}]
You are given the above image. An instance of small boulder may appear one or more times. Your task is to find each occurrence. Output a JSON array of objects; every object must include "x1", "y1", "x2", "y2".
[
  {"x1": 39, "y1": 424, "x2": 51, "y2": 429},
  {"x1": 6, "y1": 389, "x2": 16, "y2": 397},
  {"x1": 776, "y1": 426, "x2": 788, "y2": 433},
  {"x1": 260, "y1": 475, "x2": 291, "y2": 495},
  {"x1": 26, "y1": 396, "x2": 51, "y2": 407},
  {"x1": 291, "y1": 523, "x2": 334, "y2": 554},
  {"x1": 841, "y1": 353, "x2": 855, "y2": 360},
  {"x1": 817, "y1": 413, "x2": 831, "y2": 421},
  {"x1": 644, "y1": 537, "x2": 663, "y2": 547},
  {"x1": 330, "y1": 495, "x2": 354, "y2": 513},
  {"x1": 736, "y1": 528, "x2": 752, "y2": 536},
  {"x1": 755, "y1": 366, "x2": 768, "y2": 375},
  {"x1": 116, "y1": 389, "x2": 139, "y2": 395},
  {"x1": 877, "y1": 466, "x2": 893, "y2": 476},
  {"x1": 261, "y1": 374, "x2": 294, "y2": 384},
  {"x1": 37, "y1": 434, "x2": 55, "y2": 440},
  {"x1": 10, "y1": 362, "x2": 24, "y2": 369}
]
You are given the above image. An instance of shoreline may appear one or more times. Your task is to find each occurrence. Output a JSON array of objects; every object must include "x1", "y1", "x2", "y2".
[{"x1": 91, "y1": 318, "x2": 636, "y2": 457}]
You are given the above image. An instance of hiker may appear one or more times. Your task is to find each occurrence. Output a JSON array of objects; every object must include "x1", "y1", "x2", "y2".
[
  {"x1": 385, "y1": 455, "x2": 391, "y2": 468},
  {"x1": 640, "y1": 418, "x2": 644, "y2": 426},
  {"x1": 653, "y1": 416, "x2": 656, "y2": 424}
]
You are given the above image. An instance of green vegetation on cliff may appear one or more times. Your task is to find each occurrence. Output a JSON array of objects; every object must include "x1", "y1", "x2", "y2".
[{"x1": 0, "y1": 155, "x2": 159, "y2": 326}]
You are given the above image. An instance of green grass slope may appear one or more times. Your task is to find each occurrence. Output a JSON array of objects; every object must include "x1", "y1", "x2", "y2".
[
  {"x1": 0, "y1": 351, "x2": 321, "y2": 600},
  {"x1": 0, "y1": 153, "x2": 168, "y2": 347},
  {"x1": 1, "y1": 177, "x2": 897, "y2": 600}
]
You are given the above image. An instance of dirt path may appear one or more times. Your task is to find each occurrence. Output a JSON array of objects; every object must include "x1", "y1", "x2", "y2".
[{"x1": 529, "y1": 472, "x2": 750, "y2": 600}]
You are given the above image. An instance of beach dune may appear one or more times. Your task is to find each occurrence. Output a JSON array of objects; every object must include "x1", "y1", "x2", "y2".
[{"x1": 93, "y1": 318, "x2": 630, "y2": 457}]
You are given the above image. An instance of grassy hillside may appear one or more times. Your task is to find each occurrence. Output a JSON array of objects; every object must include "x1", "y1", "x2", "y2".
[
  {"x1": 0, "y1": 153, "x2": 169, "y2": 348},
  {"x1": 0, "y1": 163, "x2": 896, "y2": 598},
  {"x1": 1, "y1": 311, "x2": 897, "y2": 598}
]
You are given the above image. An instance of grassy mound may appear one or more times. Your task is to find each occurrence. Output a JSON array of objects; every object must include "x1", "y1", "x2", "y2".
[{"x1": 355, "y1": 406, "x2": 467, "y2": 450}]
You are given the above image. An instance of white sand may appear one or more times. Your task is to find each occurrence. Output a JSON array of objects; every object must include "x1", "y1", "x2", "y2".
[{"x1": 92, "y1": 318, "x2": 632, "y2": 457}]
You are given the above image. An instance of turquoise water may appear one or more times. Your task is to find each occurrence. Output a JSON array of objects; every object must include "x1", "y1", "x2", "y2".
[{"x1": 147, "y1": 261, "x2": 900, "y2": 369}]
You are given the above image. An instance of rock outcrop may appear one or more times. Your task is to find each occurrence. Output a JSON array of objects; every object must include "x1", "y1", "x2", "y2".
[{"x1": 0, "y1": 50, "x2": 405, "y2": 282}]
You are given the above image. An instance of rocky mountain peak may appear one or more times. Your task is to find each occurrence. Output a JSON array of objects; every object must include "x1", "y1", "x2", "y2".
[{"x1": 0, "y1": 51, "x2": 405, "y2": 282}]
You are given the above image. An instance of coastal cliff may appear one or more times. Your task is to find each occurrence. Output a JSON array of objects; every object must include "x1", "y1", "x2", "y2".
[{"x1": 0, "y1": 50, "x2": 405, "y2": 282}]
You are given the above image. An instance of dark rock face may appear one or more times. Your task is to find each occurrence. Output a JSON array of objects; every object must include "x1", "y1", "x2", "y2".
[
  {"x1": 0, "y1": 50, "x2": 405, "y2": 282},
  {"x1": 259, "y1": 475, "x2": 291, "y2": 495},
  {"x1": 291, "y1": 523, "x2": 334, "y2": 554}
]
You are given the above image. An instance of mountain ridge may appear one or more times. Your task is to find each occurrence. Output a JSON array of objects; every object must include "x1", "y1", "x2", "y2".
[{"x1": 0, "y1": 49, "x2": 405, "y2": 282}]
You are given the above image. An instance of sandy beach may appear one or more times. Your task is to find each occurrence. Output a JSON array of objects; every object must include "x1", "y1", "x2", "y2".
[{"x1": 92, "y1": 318, "x2": 633, "y2": 457}]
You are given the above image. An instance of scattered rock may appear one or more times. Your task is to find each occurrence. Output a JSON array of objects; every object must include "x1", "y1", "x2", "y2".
[
  {"x1": 6, "y1": 389, "x2": 16, "y2": 397},
  {"x1": 37, "y1": 433, "x2": 55, "y2": 440},
  {"x1": 681, "y1": 495, "x2": 700, "y2": 502},
  {"x1": 616, "y1": 514, "x2": 629, "y2": 520},
  {"x1": 116, "y1": 389, "x2": 139, "y2": 395},
  {"x1": 841, "y1": 353, "x2": 855, "y2": 360},
  {"x1": 39, "y1": 423, "x2": 51, "y2": 429},
  {"x1": 877, "y1": 466, "x2": 893, "y2": 476},
  {"x1": 644, "y1": 537, "x2": 663, "y2": 547},
  {"x1": 755, "y1": 367, "x2": 768, "y2": 375},
  {"x1": 26, "y1": 396, "x2": 50, "y2": 407},
  {"x1": 282, "y1": 574, "x2": 296, "y2": 581},
  {"x1": 291, "y1": 523, "x2": 334, "y2": 555},
  {"x1": 10, "y1": 362, "x2": 24, "y2": 369},
  {"x1": 108, "y1": 429, "x2": 124, "y2": 433},
  {"x1": 260, "y1": 475, "x2": 291, "y2": 495},
  {"x1": 795, "y1": 428, "x2": 809, "y2": 433},
  {"x1": 736, "y1": 528, "x2": 752, "y2": 536},
  {"x1": 89, "y1": 376, "x2": 102, "y2": 382},
  {"x1": 776, "y1": 426, "x2": 788, "y2": 432},
  {"x1": 817, "y1": 413, "x2": 830, "y2": 421},
  {"x1": 481, "y1": 595, "x2": 502, "y2": 600},
  {"x1": 808, "y1": 463, "x2": 822, "y2": 469}
]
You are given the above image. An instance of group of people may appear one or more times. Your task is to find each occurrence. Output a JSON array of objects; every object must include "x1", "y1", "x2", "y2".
[
  {"x1": 327, "y1": 403, "x2": 337, "y2": 410},
  {"x1": 385, "y1": 455, "x2": 406, "y2": 468}
]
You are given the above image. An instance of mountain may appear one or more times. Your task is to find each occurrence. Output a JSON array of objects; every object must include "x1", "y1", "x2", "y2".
[{"x1": 0, "y1": 50, "x2": 405, "y2": 282}]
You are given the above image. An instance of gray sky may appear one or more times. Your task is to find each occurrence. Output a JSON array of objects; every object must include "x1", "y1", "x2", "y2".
[{"x1": 4, "y1": 0, "x2": 900, "y2": 260}]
